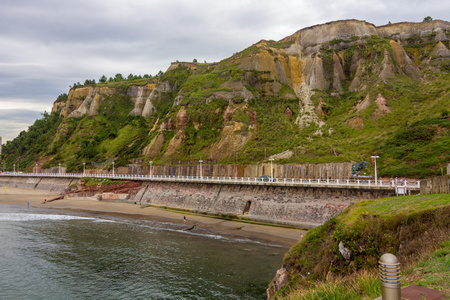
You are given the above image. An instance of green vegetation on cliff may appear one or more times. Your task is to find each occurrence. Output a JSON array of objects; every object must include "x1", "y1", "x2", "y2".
[
  {"x1": 1, "y1": 112, "x2": 62, "y2": 170},
  {"x1": 269, "y1": 194, "x2": 450, "y2": 299},
  {"x1": 1, "y1": 21, "x2": 449, "y2": 177}
]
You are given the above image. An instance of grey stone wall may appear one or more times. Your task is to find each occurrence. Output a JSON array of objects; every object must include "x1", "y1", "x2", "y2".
[
  {"x1": 133, "y1": 181, "x2": 394, "y2": 228},
  {"x1": 0, "y1": 176, "x2": 41, "y2": 189},
  {"x1": 0, "y1": 176, "x2": 75, "y2": 193},
  {"x1": 1, "y1": 175, "x2": 395, "y2": 228},
  {"x1": 36, "y1": 178, "x2": 77, "y2": 193}
]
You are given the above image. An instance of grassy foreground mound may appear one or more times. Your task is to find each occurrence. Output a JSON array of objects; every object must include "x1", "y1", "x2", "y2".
[{"x1": 268, "y1": 194, "x2": 450, "y2": 299}]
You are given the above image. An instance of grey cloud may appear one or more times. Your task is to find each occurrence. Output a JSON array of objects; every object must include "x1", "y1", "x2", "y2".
[
  {"x1": 0, "y1": 109, "x2": 45, "y2": 122},
  {"x1": 0, "y1": 109, "x2": 45, "y2": 141}
]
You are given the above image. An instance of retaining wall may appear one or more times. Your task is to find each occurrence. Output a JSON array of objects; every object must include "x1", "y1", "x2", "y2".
[
  {"x1": 0, "y1": 176, "x2": 41, "y2": 189},
  {"x1": 1, "y1": 176, "x2": 395, "y2": 228},
  {"x1": 0, "y1": 176, "x2": 75, "y2": 193},
  {"x1": 133, "y1": 181, "x2": 395, "y2": 228}
]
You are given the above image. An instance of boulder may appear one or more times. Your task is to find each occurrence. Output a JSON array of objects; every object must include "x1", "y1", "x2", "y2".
[{"x1": 339, "y1": 241, "x2": 352, "y2": 260}]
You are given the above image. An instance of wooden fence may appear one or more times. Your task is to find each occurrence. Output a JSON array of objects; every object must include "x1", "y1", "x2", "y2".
[
  {"x1": 87, "y1": 162, "x2": 353, "y2": 180},
  {"x1": 420, "y1": 175, "x2": 450, "y2": 194}
]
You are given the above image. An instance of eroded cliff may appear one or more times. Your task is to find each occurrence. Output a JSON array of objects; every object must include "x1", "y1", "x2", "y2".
[{"x1": 18, "y1": 19, "x2": 448, "y2": 176}]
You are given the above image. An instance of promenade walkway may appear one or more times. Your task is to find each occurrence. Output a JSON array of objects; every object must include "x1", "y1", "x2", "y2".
[{"x1": 0, "y1": 172, "x2": 420, "y2": 191}]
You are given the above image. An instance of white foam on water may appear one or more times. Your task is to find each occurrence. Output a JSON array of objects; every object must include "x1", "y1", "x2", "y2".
[
  {"x1": 0, "y1": 213, "x2": 113, "y2": 222},
  {"x1": 132, "y1": 221, "x2": 283, "y2": 247}
]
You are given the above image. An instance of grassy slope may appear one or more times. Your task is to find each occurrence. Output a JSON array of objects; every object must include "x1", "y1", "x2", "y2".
[
  {"x1": 278, "y1": 240, "x2": 449, "y2": 299},
  {"x1": 273, "y1": 194, "x2": 450, "y2": 299}
]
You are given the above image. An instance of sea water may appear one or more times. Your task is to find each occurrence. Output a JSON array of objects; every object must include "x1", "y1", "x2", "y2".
[{"x1": 0, "y1": 204, "x2": 286, "y2": 299}]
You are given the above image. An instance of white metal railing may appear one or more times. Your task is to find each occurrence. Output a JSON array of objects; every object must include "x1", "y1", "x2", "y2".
[{"x1": 0, "y1": 172, "x2": 421, "y2": 189}]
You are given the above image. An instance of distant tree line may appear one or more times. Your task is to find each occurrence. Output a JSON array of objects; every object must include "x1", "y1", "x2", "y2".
[
  {"x1": 70, "y1": 71, "x2": 164, "y2": 89},
  {"x1": 56, "y1": 93, "x2": 68, "y2": 101},
  {"x1": 1, "y1": 112, "x2": 62, "y2": 170}
]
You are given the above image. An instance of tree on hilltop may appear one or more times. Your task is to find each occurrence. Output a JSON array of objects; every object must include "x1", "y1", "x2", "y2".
[
  {"x1": 84, "y1": 79, "x2": 96, "y2": 86},
  {"x1": 114, "y1": 73, "x2": 124, "y2": 81}
]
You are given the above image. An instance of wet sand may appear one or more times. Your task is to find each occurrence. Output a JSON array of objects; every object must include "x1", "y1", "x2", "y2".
[{"x1": 0, "y1": 187, "x2": 305, "y2": 247}]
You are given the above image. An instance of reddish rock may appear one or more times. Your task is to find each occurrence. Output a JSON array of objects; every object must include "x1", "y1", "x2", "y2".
[
  {"x1": 316, "y1": 100, "x2": 328, "y2": 117},
  {"x1": 223, "y1": 106, "x2": 235, "y2": 121},
  {"x1": 176, "y1": 108, "x2": 187, "y2": 130},
  {"x1": 251, "y1": 112, "x2": 257, "y2": 123},
  {"x1": 285, "y1": 108, "x2": 293, "y2": 119}
]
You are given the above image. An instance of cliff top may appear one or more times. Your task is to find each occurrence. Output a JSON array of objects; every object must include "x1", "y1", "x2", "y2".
[{"x1": 278, "y1": 19, "x2": 450, "y2": 47}]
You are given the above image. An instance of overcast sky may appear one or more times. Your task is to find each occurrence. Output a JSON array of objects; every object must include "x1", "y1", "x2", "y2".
[{"x1": 0, "y1": 0, "x2": 448, "y2": 142}]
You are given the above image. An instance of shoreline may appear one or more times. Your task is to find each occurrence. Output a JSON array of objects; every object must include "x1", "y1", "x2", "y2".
[{"x1": 0, "y1": 187, "x2": 305, "y2": 247}]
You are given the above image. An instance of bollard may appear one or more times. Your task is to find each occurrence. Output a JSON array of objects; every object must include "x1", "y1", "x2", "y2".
[{"x1": 379, "y1": 253, "x2": 401, "y2": 300}]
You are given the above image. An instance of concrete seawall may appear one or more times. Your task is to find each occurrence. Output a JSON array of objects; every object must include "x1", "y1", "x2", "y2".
[
  {"x1": 133, "y1": 181, "x2": 396, "y2": 228},
  {"x1": 0, "y1": 176, "x2": 397, "y2": 228},
  {"x1": 0, "y1": 176, "x2": 76, "y2": 193}
]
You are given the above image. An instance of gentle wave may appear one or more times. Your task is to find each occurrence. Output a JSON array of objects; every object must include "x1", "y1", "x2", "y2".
[
  {"x1": 125, "y1": 219, "x2": 284, "y2": 247},
  {"x1": 0, "y1": 213, "x2": 114, "y2": 222}
]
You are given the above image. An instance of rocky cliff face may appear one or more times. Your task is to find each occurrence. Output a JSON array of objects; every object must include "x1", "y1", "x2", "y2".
[
  {"x1": 48, "y1": 19, "x2": 449, "y2": 168},
  {"x1": 54, "y1": 84, "x2": 158, "y2": 118},
  {"x1": 53, "y1": 19, "x2": 449, "y2": 117}
]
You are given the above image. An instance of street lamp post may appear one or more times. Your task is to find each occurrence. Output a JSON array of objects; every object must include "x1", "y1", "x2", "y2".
[
  {"x1": 112, "y1": 161, "x2": 115, "y2": 177},
  {"x1": 59, "y1": 163, "x2": 61, "y2": 175},
  {"x1": 13, "y1": 164, "x2": 15, "y2": 174},
  {"x1": 371, "y1": 155, "x2": 380, "y2": 185},
  {"x1": 83, "y1": 162, "x2": 86, "y2": 176},
  {"x1": 269, "y1": 158, "x2": 274, "y2": 182},
  {"x1": 35, "y1": 163, "x2": 38, "y2": 175},
  {"x1": 199, "y1": 160, "x2": 203, "y2": 179},
  {"x1": 149, "y1": 160, "x2": 152, "y2": 178}
]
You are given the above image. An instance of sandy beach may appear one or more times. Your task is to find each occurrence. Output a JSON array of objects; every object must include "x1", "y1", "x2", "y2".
[{"x1": 0, "y1": 187, "x2": 305, "y2": 247}]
